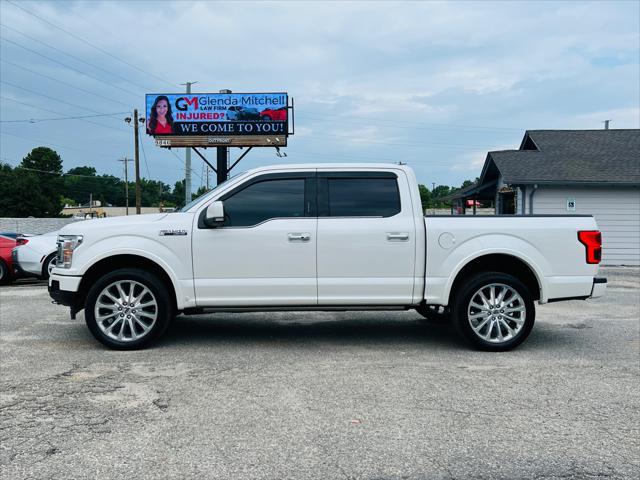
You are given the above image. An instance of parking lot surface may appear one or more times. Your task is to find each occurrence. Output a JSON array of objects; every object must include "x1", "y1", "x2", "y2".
[{"x1": 1, "y1": 267, "x2": 638, "y2": 480}]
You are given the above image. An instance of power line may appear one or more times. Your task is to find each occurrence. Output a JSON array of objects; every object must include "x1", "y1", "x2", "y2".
[
  {"x1": 0, "y1": 96, "x2": 130, "y2": 133},
  {"x1": 0, "y1": 22, "x2": 153, "y2": 93},
  {"x1": 6, "y1": 0, "x2": 176, "y2": 88},
  {"x1": 0, "y1": 36, "x2": 141, "y2": 99},
  {"x1": 296, "y1": 110, "x2": 523, "y2": 132},
  {"x1": 0, "y1": 111, "x2": 130, "y2": 123},
  {"x1": 1, "y1": 79, "x2": 121, "y2": 116},
  {"x1": 3, "y1": 164, "x2": 91, "y2": 177},
  {"x1": 282, "y1": 150, "x2": 452, "y2": 165},
  {"x1": 0, "y1": 131, "x2": 123, "y2": 158},
  {"x1": 301, "y1": 132, "x2": 496, "y2": 150},
  {"x1": 139, "y1": 135, "x2": 152, "y2": 179},
  {"x1": 1, "y1": 59, "x2": 132, "y2": 108},
  {"x1": 168, "y1": 149, "x2": 206, "y2": 184},
  {"x1": 0, "y1": 82, "x2": 131, "y2": 133}
]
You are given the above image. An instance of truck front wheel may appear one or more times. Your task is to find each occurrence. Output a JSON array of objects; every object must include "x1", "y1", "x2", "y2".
[
  {"x1": 84, "y1": 268, "x2": 173, "y2": 350},
  {"x1": 452, "y1": 272, "x2": 535, "y2": 351}
]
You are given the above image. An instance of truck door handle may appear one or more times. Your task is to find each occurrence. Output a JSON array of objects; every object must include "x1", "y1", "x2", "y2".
[
  {"x1": 387, "y1": 232, "x2": 409, "y2": 241},
  {"x1": 288, "y1": 233, "x2": 311, "y2": 242}
]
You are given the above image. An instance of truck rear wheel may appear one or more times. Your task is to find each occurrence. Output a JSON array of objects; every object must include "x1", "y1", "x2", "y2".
[
  {"x1": 452, "y1": 272, "x2": 535, "y2": 351},
  {"x1": 84, "y1": 268, "x2": 173, "y2": 350}
]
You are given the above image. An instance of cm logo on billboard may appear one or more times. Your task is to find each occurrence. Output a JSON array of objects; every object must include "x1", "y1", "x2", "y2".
[{"x1": 175, "y1": 97, "x2": 198, "y2": 111}]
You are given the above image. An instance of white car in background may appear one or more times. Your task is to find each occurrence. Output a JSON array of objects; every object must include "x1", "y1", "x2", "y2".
[{"x1": 13, "y1": 231, "x2": 58, "y2": 280}]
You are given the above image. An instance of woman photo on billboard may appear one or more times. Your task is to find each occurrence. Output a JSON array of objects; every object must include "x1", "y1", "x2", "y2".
[{"x1": 147, "y1": 95, "x2": 174, "y2": 134}]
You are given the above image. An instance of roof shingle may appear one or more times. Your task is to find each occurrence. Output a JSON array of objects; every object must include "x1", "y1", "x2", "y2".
[{"x1": 485, "y1": 129, "x2": 640, "y2": 185}]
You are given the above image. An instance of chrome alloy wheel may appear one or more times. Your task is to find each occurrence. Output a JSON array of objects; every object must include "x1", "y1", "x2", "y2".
[
  {"x1": 467, "y1": 283, "x2": 526, "y2": 344},
  {"x1": 94, "y1": 280, "x2": 158, "y2": 342}
]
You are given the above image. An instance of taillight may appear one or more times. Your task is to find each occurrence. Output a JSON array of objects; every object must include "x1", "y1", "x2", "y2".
[
  {"x1": 578, "y1": 230, "x2": 602, "y2": 264},
  {"x1": 16, "y1": 238, "x2": 29, "y2": 246}
]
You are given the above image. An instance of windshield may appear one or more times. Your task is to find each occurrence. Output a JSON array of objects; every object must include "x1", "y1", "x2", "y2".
[{"x1": 178, "y1": 171, "x2": 246, "y2": 212}]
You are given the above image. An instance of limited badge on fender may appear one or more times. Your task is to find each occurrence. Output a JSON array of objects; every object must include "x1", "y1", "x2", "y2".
[{"x1": 159, "y1": 229, "x2": 188, "y2": 236}]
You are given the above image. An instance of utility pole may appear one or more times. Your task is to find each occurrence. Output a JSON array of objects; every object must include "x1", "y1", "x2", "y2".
[
  {"x1": 217, "y1": 88, "x2": 232, "y2": 185},
  {"x1": 181, "y1": 81, "x2": 198, "y2": 205},
  {"x1": 118, "y1": 157, "x2": 133, "y2": 215},
  {"x1": 133, "y1": 109, "x2": 141, "y2": 214}
]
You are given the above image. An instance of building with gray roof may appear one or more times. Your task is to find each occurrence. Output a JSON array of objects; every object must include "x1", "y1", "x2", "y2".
[{"x1": 450, "y1": 129, "x2": 639, "y2": 265}]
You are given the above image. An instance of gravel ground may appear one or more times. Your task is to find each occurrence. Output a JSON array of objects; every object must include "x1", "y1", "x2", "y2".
[{"x1": 1, "y1": 267, "x2": 638, "y2": 480}]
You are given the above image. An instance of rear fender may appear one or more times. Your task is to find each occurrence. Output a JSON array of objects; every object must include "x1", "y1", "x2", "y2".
[{"x1": 432, "y1": 234, "x2": 549, "y2": 305}]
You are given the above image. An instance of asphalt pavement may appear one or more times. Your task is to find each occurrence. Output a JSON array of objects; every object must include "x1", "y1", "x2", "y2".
[{"x1": 1, "y1": 267, "x2": 638, "y2": 480}]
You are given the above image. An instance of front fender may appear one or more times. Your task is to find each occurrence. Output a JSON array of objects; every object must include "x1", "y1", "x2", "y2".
[{"x1": 72, "y1": 235, "x2": 194, "y2": 310}]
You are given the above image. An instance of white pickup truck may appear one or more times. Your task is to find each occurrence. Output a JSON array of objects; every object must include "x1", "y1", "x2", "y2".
[{"x1": 49, "y1": 163, "x2": 606, "y2": 351}]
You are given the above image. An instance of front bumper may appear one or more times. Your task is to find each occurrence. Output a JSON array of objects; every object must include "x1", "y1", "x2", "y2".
[
  {"x1": 48, "y1": 278, "x2": 77, "y2": 307},
  {"x1": 48, "y1": 273, "x2": 83, "y2": 318}
]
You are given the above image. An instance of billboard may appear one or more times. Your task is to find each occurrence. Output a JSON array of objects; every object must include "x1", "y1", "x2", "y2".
[{"x1": 145, "y1": 92, "x2": 288, "y2": 137}]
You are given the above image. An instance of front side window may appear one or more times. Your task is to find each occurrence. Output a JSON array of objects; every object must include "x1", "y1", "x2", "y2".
[
  {"x1": 327, "y1": 177, "x2": 401, "y2": 217},
  {"x1": 223, "y1": 178, "x2": 305, "y2": 227}
]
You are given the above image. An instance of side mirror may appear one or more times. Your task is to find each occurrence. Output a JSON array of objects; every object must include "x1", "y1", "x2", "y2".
[{"x1": 204, "y1": 201, "x2": 225, "y2": 228}]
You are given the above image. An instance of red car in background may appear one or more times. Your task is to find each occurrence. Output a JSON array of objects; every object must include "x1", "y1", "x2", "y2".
[
  {"x1": 0, "y1": 232, "x2": 18, "y2": 285},
  {"x1": 260, "y1": 107, "x2": 287, "y2": 122}
]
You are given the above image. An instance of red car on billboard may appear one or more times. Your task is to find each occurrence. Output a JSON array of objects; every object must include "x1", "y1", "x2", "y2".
[
  {"x1": 0, "y1": 232, "x2": 18, "y2": 284},
  {"x1": 260, "y1": 107, "x2": 287, "y2": 122}
]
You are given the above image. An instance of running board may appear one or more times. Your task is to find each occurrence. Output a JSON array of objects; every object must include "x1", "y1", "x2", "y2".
[{"x1": 181, "y1": 305, "x2": 414, "y2": 315}]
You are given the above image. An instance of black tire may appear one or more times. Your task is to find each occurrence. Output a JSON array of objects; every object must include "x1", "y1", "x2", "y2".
[
  {"x1": 84, "y1": 268, "x2": 174, "y2": 350},
  {"x1": 41, "y1": 254, "x2": 56, "y2": 280},
  {"x1": 0, "y1": 260, "x2": 11, "y2": 285},
  {"x1": 451, "y1": 272, "x2": 535, "y2": 351},
  {"x1": 416, "y1": 304, "x2": 450, "y2": 322}
]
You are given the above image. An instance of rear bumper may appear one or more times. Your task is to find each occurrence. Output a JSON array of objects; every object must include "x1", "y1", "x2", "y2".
[
  {"x1": 10, "y1": 248, "x2": 22, "y2": 275},
  {"x1": 11, "y1": 245, "x2": 42, "y2": 277},
  {"x1": 590, "y1": 277, "x2": 607, "y2": 298},
  {"x1": 546, "y1": 277, "x2": 607, "y2": 303}
]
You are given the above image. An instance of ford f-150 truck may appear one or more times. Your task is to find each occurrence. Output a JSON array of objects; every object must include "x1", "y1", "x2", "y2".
[{"x1": 49, "y1": 164, "x2": 606, "y2": 351}]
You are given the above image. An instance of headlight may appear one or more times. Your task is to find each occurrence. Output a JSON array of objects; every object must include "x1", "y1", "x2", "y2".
[{"x1": 56, "y1": 235, "x2": 83, "y2": 268}]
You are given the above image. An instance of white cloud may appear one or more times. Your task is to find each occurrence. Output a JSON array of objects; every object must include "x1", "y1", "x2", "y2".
[{"x1": 0, "y1": 0, "x2": 637, "y2": 189}]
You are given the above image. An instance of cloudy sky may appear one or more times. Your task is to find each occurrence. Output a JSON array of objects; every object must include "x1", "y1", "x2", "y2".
[{"x1": 1, "y1": 0, "x2": 638, "y2": 192}]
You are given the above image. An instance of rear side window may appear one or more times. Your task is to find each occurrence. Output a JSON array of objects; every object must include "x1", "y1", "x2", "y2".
[
  {"x1": 223, "y1": 178, "x2": 305, "y2": 227},
  {"x1": 327, "y1": 177, "x2": 400, "y2": 217}
]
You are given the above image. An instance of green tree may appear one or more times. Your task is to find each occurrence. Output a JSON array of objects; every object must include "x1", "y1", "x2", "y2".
[
  {"x1": 430, "y1": 185, "x2": 451, "y2": 207},
  {"x1": 12, "y1": 147, "x2": 65, "y2": 217},
  {"x1": 194, "y1": 186, "x2": 210, "y2": 198},
  {"x1": 140, "y1": 179, "x2": 172, "y2": 207},
  {"x1": 21, "y1": 146, "x2": 63, "y2": 174},
  {"x1": 63, "y1": 165, "x2": 103, "y2": 206},
  {"x1": 172, "y1": 180, "x2": 186, "y2": 209},
  {"x1": 67, "y1": 166, "x2": 96, "y2": 176},
  {"x1": 418, "y1": 184, "x2": 431, "y2": 211},
  {"x1": 0, "y1": 162, "x2": 60, "y2": 217}
]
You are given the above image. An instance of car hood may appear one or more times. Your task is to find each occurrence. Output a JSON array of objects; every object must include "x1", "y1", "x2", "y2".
[{"x1": 59, "y1": 213, "x2": 172, "y2": 235}]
